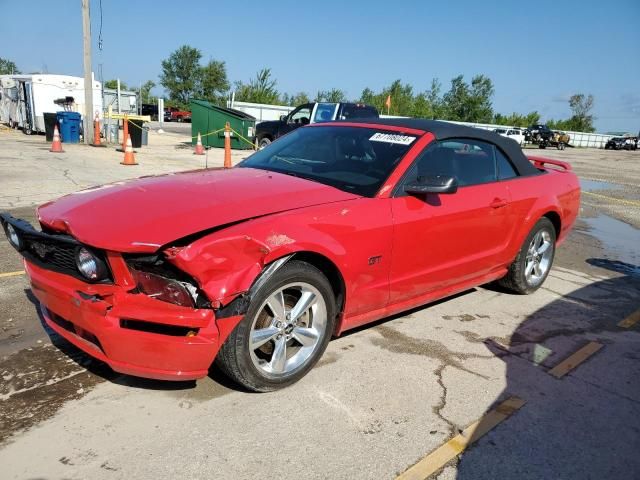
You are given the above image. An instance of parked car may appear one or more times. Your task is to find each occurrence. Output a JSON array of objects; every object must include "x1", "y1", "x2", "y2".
[
  {"x1": 493, "y1": 127, "x2": 525, "y2": 146},
  {"x1": 164, "y1": 107, "x2": 191, "y2": 122},
  {"x1": 254, "y1": 102, "x2": 379, "y2": 148},
  {"x1": 1, "y1": 119, "x2": 580, "y2": 392},
  {"x1": 605, "y1": 137, "x2": 637, "y2": 150}
]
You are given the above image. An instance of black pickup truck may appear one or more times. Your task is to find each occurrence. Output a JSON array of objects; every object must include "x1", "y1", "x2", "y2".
[{"x1": 254, "y1": 102, "x2": 379, "y2": 148}]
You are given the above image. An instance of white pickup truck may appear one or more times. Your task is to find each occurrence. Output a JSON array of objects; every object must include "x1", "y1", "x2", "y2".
[{"x1": 493, "y1": 127, "x2": 525, "y2": 147}]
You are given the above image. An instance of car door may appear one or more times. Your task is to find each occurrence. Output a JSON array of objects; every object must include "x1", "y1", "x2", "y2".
[
  {"x1": 278, "y1": 103, "x2": 313, "y2": 137},
  {"x1": 388, "y1": 139, "x2": 512, "y2": 304}
]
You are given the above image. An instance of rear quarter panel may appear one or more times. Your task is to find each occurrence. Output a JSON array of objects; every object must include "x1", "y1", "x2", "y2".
[{"x1": 503, "y1": 163, "x2": 580, "y2": 263}]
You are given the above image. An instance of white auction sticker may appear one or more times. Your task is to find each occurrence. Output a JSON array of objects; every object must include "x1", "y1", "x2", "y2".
[{"x1": 369, "y1": 132, "x2": 416, "y2": 145}]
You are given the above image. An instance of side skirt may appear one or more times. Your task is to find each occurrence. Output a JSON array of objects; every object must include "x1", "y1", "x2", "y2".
[{"x1": 336, "y1": 268, "x2": 508, "y2": 335}]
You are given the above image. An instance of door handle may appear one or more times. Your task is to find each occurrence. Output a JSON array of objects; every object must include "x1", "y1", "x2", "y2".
[{"x1": 490, "y1": 198, "x2": 508, "y2": 209}]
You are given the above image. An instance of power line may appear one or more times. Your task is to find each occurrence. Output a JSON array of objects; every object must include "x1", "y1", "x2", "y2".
[{"x1": 98, "y1": 0, "x2": 103, "y2": 51}]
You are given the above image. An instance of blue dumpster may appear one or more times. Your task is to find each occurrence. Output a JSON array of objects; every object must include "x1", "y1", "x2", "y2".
[{"x1": 56, "y1": 112, "x2": 82, "y2": 143}]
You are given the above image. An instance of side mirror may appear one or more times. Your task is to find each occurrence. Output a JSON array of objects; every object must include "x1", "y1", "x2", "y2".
[
  {"x1": 280, "y1": 115, "x2": 288, "y2": 122},
  {"x1": 404, "y1": 175, "x2": 458, "y2": 195}
]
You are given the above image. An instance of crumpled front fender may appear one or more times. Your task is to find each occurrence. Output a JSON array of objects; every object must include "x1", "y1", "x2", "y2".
[{"x1": 167, "y1": 234, "x2": 271, "y2": 306}]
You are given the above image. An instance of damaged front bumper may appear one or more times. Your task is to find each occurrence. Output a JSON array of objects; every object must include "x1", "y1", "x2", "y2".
[{"x1": 26, "y1": 260, "x2": 240, "y2": 381}]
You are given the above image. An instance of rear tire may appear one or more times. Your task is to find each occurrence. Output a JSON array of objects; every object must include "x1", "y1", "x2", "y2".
[
  {"x1": 258, "y1": 137, "x2": 272, "y2": 149},
  {"x1": 498, "y1": 217, "x2": 556, "y2": 294},
  {"x1": 216, "y1": 260, "x2": 336, "y2": 392}
]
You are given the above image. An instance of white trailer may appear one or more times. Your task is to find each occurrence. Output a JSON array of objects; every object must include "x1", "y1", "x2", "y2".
[
  {"x1": 0, "y1": 74, "x2": 102, "y2": 134},
  {"x1": 227, "y1": 99, "x2": 294, "y2": 123}
]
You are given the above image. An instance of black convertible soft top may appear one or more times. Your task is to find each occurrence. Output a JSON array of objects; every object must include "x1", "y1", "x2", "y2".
[{"x1": 336, "y1": 118, "x2": 540, "y2": 176}]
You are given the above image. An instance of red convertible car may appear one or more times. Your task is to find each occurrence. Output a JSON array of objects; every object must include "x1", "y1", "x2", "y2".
[{"x1": 1, "y1": 119, "x2": 580, "y2": 391}]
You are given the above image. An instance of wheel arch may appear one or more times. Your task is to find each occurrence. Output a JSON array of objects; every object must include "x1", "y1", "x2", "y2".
[
  {"x1": 216, "y1": 250, "x2": 346, "y2": 320},
  {"x1": 290, "y1": 251, "x2": 346, "y2": 321},
  {"x1": 542, "y1": 210, "x2": 561, "y2": 241},
  {"x1": 214, "y1": 249, "x2": 347, "y2": 347}
]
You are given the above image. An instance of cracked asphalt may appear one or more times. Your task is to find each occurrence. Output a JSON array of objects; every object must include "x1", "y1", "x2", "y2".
[{"x1": 0, "y1": 130, "x2": 639, "y2": 479}]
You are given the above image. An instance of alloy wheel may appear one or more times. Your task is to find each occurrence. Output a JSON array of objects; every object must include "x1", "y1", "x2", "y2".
[
  {"x1": 525, "y1": 229, "x2": 553, "y2": 285},
  {"x1": 248, "y1": 282, "x2": 327, "y2": 377}
]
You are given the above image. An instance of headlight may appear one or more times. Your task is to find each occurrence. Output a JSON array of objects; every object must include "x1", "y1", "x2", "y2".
[
  {"x1": 76, "y1": 247, "x2": 108, "y2": 281},
  {"x1": 130, "y1": 269, "x2": 195, "y2": 307},
  {"x1": 5, "y1": 224, "x2": 23, "y2": 250}
]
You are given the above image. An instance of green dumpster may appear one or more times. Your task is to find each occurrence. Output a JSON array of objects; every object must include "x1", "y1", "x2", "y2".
[{"x1": 190, "y1": 99, "x2": 256, "y2": 150}]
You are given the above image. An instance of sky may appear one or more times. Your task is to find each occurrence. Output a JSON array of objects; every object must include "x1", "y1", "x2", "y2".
[{"x1": 2, "y1": 0, "x2": 639, "y2": 133}]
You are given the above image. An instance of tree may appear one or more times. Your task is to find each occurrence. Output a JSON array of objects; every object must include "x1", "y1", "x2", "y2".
[
  {"x1": 200, "y1": 60, "x2": 229, "y2": 104},
  {"x1": 426, "y1": 78, "x2": 444, "y2": 119},
  {"x1": 288, "y1": 92, "x2": 311, "y2": 106},
  {"x1": 103, "y1": 79, "x2": 128, "y2": 90},
  {"x1": 468, "y1": 75, "x2": 494, "y2": 123},
  {"x1": 160, "y1": 45, "x2": 203, "y2": 107},
  {"x1": 493, "y1": 111, "x2": 540, "y2": 127},
  {"x1": 567, "y1": 94, "x2": 595, "y2": 132},
  {"x1": 442, "y1": 75, "x2": 470, "y2": 121},
  {"x1": 360, "y1": 87, "x2": 377, "y2": 107},
  {"x1": 235, "y1": 68, "x2": 279, "y2": 105},
  {"x1": 316, "y1": 88, "x2": 347, "y2": 103},
  {"x1": 0, "y1": 58, "x2": 19, "y2": 75},
  {"x1": 140, "y1": 80, "x2": 156, "y2": 103},
  {"x1": 441, "y1": 75, "x2": 494, "y2": 122}
]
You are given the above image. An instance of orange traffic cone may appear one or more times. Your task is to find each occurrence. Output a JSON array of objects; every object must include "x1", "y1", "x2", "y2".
[
  {"x1": 92, "y1": 113, "x2": 104, "y2": 147},
  {"x1": 223, "y1": 122, "x2": 232, "y2": 168},
  {"x1": 120, "y1": 135, "x2": 138, "y2": 166},
  {"x1": 50, "y1": 125, "x2": 64, "y2": 153},
  {"x1": 194, "y1": 132, "x2": 205, "y2": 155}
]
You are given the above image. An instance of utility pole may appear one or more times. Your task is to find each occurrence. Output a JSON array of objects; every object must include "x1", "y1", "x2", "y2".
[{"x1": 82, "y1": 0, "x2": 94, "y2": 145}]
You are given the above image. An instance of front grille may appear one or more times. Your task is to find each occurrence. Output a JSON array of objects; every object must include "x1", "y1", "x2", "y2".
[
  {"x1": 22, "y1": 232, "x2": 79, "y2": 272},
  {"x1": 1, "y1": 212, "x2": 112, "y2": 283}
]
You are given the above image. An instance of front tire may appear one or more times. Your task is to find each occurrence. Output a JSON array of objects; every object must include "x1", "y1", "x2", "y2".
[
  {"x1": 498, "y1": 217, "x2": 556, "y2": 294},
  {"x1": 216, "y1": 260, "x2": 336, "y2": 392}
]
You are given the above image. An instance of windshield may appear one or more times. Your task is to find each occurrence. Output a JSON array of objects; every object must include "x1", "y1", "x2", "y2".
[{"x1": 238, "y1": 126, "x2": 419, "y2": 197}]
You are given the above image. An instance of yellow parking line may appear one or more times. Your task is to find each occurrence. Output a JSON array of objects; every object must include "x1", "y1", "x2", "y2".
[
  {"x1": 548, "y1": 342, "x2": 603, "y2": 379},
  {"x1": 582, "y1": 191, "x2": 640, "y2": 207},
  {"x1": 396, "y1": 397, "x2": 526, "y2": 480},
  {"x1": 618, "y1": 309, "x2": 640, "y2": 328},
  {"x1": 0, "y1": 270, "x2": 25, "y2": 278}
]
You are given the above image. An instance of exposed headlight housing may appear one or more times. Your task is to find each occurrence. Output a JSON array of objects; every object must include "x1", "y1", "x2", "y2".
[
  {"x1": 76, "y1": 247, "x2": 108, "y2": 281},
  {"x1": 130, "y1": 269, "x2": 195, "y2": 308},
  {"x1": 5, "y1": 223, "x2": 23, "y2": 250}
]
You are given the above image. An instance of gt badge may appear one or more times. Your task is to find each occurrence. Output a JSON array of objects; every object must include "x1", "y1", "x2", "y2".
[{"x1": 368, "y1": 255, "x2": 382, "y2": 266}]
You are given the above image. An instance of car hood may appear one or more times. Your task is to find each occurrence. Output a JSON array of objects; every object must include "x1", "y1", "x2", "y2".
[{"x1": 37, "y1": 167, "x2": 359, "y2": 253}]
